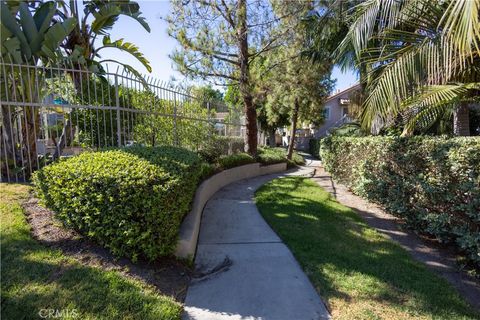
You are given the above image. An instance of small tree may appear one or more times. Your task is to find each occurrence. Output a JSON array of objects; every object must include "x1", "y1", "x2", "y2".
[{"x1": 261, "y1": 2, "x2": 335, "y2": 159}]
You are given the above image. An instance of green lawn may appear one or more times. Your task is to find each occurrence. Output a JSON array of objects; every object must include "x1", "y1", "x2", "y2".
[
  {"x1": 255, "y1": 177, "x2": 479, "y2": 320},
  {"x1": 0, "y1": 183, "x2": 182, "y2": 320}
]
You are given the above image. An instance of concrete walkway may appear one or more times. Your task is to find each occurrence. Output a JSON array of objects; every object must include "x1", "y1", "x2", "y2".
[{"x1": 183, "y1": 163, "x2": 330, "y2": 320}]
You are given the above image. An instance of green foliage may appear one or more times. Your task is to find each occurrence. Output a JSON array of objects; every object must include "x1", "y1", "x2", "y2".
[
  {"x1": 33, "y1": 146, "x2": 204, "y2": 261},
  {"x1": 60, "y1": 0, "x2": 151, "y2": 77},
  {"x1": 68, "y1": 78, "x2": 214, "y2": 150},
  {"x1": 218, "y1": 153, "x2": 255, "y2": 170},
  {"x1": 132, "y1": 91, "x2": 212, "y2": 150},
  {"x1": 336, "y1": 0, "x2": 480, "y2": 133},
  {"x1": 329, "y1": 123, "x2": 366, "y2": 137},
  {"x1": 309, "y1": 138, "x2": 321, "y2": 159},
  {"x1": 320, "y1": 136, "x2": 480, "y2": 268},
  {"x1": 197, "y1": 136, "x2": 245, "y2": 163},
  {"x1": 257, "y1": 147, "x2": 305, "y2": 166},
  {"x1": 1, "y1": 1, "x2": 75, "y2": 63}
]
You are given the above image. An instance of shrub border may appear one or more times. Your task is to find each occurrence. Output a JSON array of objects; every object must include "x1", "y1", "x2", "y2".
[{"x1": 175, "y1": 162, "x2": 287, "y2": 259}]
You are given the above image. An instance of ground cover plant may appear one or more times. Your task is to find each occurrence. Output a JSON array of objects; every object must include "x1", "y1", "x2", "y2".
[
  {"x1": 257, "y1": 147, "x2": 305, "y2": 166},
  {"x1": 0, "y1": 183, "x2": 182, "y2": 320},
  {"x1": 33, "y1": 146, "x2": 204, "y2": 261},
  {"x1": 217, "y1": 153, "x2": 255, "y2": 169},
  {"x1": 320, "y1": 136, "x2": 480, "y2": 269},
  {"x1": 255, "y1": 177, "x2": 479, "y2": 319}
]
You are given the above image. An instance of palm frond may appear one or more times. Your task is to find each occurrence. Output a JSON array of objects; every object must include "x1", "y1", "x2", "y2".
[
  {"x1": 97, "y1": 36, "x2": 151, "y2": 72},
  {"x1": 335, "y1": 0, "x2": 412, "y2": 62},
  {"x1": 91, "y1": 2, "x2": 150, "y2": 35},
  {"x1": 400, "y1": 83, "x2": 480, "y2": 135},
  {"x1": 439, "y1": 0, "x2": 480, "y2": 59}
]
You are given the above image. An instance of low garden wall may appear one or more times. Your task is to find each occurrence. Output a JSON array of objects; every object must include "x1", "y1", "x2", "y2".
[
  {"x1": 175, "y1": 162, "x2": 287, "y2": 259},
  {"x1": 320, "y1": 136, "x2": 480, "y2": 267}
]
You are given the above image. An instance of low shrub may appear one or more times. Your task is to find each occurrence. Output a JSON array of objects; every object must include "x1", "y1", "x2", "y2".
[
  {"x1": 257, "y1": 147, "x2": 286, "y2": 165},
  {"x1": 218, "y1": 153, "x2": 255, "y2": 169},
  {"x1": 33, "y1": 146, "x2": 205, "y2": 261},
  {"x1": 198, "y1": 136, "x2": 245, "y2": 163},
  {"x1": 257, "y1": 147, "x2": 305, "y2": 166},
  {"x1": 289, "y1": 150, "x2": 306, "y2": 166},
  {"x1": 320, "y1": 136, "x2": 480, "y2": 268},
  {"x1": 309, "y1": 138, "x2": 321, "y2": 159}
]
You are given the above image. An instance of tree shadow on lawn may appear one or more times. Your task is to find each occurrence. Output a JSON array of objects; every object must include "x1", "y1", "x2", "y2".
[
  {"x1": 255, "y1": 177, "x2": 479, "y2": 319},
  {"x1": 1, "y1": 234, "x2": 182, "y2": 320}
]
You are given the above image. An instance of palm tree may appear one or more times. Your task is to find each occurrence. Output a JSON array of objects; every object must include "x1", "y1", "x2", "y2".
[
  {"x1": 58, "y1": 0, "x2": 151, "y2": 78},
  {"x1": 336, "y1": 0, "x2": 480, "y2": 136}
]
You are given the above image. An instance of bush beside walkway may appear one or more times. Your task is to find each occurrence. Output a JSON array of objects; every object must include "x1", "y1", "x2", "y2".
[{"x1": 320, "y1": 136, "x2": 480, "y2": 270}]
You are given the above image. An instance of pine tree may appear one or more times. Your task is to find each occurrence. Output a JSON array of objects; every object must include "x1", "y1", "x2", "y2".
[{"x1": 167, "y1": 0, "x2": 281, "y2": 155}]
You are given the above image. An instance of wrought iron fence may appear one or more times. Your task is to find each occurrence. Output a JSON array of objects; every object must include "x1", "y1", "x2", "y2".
[{"x1": 0, "y1": 60, "x2": 246, "y2": 182}]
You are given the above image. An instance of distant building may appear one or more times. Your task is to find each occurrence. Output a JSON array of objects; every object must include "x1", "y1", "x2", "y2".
[
  {"x1": 313, "y1": 84, "x2": 361, "y2": 138},
  {"x1": 289, "y1": 84, "x2": 360, "y2": 151}
]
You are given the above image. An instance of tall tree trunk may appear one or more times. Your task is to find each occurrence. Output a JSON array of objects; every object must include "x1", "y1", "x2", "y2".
[
  {"x1": 453, "y1": 102, "x2": 470, "y2": 136},
  {"x1": 268, "y1": 128, "x2": 276, "y2": 147},
  {"x1": 287, "y1": 99, "x2": 299, "y2": 160},
  {"x1": 237, "y1": 0, "x2": 257, "y2": 156}
]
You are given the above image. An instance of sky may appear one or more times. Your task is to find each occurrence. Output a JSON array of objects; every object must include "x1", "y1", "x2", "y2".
[{"x1": 102, "y1": 0, "x2": 358, "y2": 92}]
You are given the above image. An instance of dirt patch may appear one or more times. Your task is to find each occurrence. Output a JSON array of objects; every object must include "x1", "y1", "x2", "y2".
[{"x1": 22, "y1": 196, "x2": 192, "y2": 302}]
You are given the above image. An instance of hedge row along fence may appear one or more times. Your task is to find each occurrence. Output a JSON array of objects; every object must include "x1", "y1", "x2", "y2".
[
  {"x1": 320, "y1": 136, "x2": 480, "y2": 268},
  {"x1": 33, "y1": 146, "x2": 205, "y2": 261}
]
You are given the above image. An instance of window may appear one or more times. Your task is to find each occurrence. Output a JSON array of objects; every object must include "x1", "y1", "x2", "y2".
[{"x1": 323, "y1": 107, "x2": 330, "y2": 120}]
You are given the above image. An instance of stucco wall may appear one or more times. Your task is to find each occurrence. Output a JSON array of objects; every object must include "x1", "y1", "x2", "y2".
[{"x1": 313, "y1": 85, "x2": 359, "y2": 137}]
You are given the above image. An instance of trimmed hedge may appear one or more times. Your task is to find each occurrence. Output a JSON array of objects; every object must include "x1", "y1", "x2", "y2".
[
  {"x1": 320, "y1": 136, "x2": 480, "y2": 267},
  {"x1": 33, "y1": 146, "x2": 204, "y2": 261},
  {"x1": 218, "y1": 153, "x2": 255, "y2": 169},
  {"x1": 309, "y1": 138, "x2": 321, "y2": 159}
]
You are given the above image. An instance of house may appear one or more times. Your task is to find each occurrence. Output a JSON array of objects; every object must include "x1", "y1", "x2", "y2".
[
  {"x1": 290, "y1": 84, "x2": 360, "y2": 151},
  {"x1": 312, "y1": 84, "x2": 361, "y2": 138}
]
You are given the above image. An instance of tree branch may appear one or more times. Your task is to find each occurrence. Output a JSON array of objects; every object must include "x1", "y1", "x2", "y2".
[{"x1": 183, "y1": 64, "x2": 239, "y2": 81}]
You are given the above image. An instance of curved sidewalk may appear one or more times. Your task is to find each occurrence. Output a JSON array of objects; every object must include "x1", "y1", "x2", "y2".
[{"x1": 183, "y1": 163, "x2": 330, "y2": 320}]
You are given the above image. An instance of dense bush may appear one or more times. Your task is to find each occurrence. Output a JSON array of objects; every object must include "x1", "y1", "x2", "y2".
[
  {"x1": 218, "y1": 153, "x2": 255, "y2": 169},
  {"x1": 198, "y1": 135, "x2": 245, "y2": 163},
  {"x1": 320, "y1": 136, "x2": 480, "y2": 267},
  {"x1": 33, "y1": 146, "x2": 204, "y2": 261},
  {"x1": 257, "y1": 147, "x2": 305, "y2": 166},
  {"x1": 329, "y1": 123, "x2": 365, "y2": 137},
  {"x1": 309, "y1": 138, "x2": 321, "y2": 159}
]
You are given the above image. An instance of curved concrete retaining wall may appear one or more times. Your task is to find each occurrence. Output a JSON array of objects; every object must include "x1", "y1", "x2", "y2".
[{"x1": 175, "y1": 162, "x2": 287, "y2": 259}]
